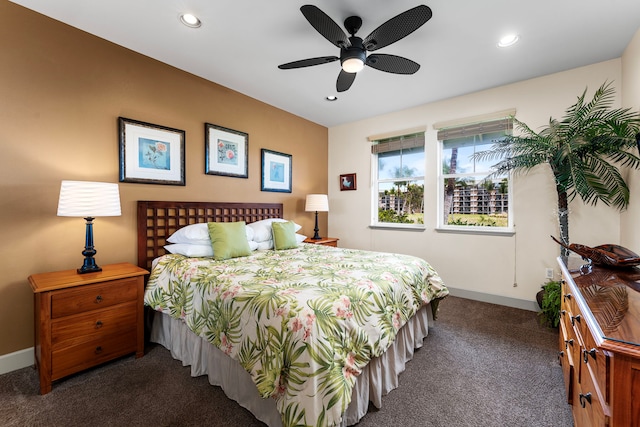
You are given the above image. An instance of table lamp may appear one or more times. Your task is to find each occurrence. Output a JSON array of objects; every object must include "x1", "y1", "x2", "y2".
[
  {"x1": 305, "y1": 194, "x2": 329, "y2": 240},
  {"x1": 57, "y1": 180, "x2": 121, "y2": 274}
]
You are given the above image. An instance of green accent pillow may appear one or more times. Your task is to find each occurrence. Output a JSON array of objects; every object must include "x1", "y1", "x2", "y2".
[
  {"x1": 272, "y1": 221, "x2": 298, "y2": 250},
  {"x1": 207, "y1": 221, "x2": 252, "y2": 260}
]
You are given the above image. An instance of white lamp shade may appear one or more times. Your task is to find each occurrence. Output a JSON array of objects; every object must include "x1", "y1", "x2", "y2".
[
  {"x1": 57, "y1": 180, "x2": 122, "y2": 217},
  {"x1": 305, "y1": 194, "x2": 329, "y2": 212}
]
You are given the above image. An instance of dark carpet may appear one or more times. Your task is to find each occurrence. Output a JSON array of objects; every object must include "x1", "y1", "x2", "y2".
[{"x1": 0, "y1": 296, "x2": 573, "y2": 426}]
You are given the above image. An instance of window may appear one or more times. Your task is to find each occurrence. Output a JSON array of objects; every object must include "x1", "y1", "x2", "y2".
[
  {"x1": 438, "y1": 119, "x2": 513, "y2": 231},
  {"x1": 371, "y1": 132, "x2": 425, "y2": 226}
]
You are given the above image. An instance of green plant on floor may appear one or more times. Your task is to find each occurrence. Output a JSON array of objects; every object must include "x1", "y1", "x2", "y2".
[{"x1": 538, "y1": 280, "x2": 562, "y2": 328}]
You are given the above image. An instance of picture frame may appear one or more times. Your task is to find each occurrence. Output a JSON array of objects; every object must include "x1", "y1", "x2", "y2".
[
  {"x1": 340, "y1": 173, "x2": 357, "y2": 191},
  {"x1": 261, "y1": 149, "x2": 292, "y2": 193},
  {"x1": 205, "y1": 123, "x2": 248, "y2": 178},
  {"x1": 118, "y1": 117, "x2": 185, "y2": 186}
]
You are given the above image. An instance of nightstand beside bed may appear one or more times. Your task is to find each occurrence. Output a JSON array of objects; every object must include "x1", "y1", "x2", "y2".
[
  {"x1": 303, "y1": 237, "x2": 339, "y2": 247},
  {"x1": 29, "y1": 262, "x2": 148, "y2": 394}
]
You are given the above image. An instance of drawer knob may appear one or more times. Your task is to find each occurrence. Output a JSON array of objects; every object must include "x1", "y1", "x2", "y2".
[
  {"x1": 95, "y1": 320, "x2": 103, "y2": 329},
  {"x1": 570, "y1": 314, "x2": 581, "y2": 326},
  {"x1": 563, "y1": 293, "x2": 572, "y2": 302},
  {"x1": 95, "y1": 346, "x2": 103, "y2": 354},
  {"x1": 583, "y1": 348, "x2": 596, "y2": 363},
  {"x1": 564, "y1": 339, "x2": 574, "y2": 349},
  {"x1": 95, "y1": 295, "x2": 103, "y2": 303},
  {"x1": 557, "y1": 350, "x2": 565, "y2": 363},
  {"x1": 579, "y1": 392, "x2": 592, "y2": 408}
]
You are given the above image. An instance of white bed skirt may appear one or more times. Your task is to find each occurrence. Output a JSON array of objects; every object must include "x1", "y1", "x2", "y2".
[{"x1": 150, "y1": 304, "x2": 432, "y2": 426}]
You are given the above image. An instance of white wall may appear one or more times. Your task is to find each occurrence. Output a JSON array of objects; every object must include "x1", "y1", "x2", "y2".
[
  {"x1": 621, "y1": 29, "x2": 640, "y2": 251},
  {"x1": 328, "y1": 59, "x2": 626, "y2": 308}
]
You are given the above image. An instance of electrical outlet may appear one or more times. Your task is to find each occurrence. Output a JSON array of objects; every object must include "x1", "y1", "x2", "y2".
[{"x1": 545, "y1": 268, "x2": 554, "y2": 279}]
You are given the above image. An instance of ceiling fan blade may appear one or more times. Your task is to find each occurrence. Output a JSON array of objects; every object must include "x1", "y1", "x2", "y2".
[
  {"x1": 300, "y1": 5, "x2": 351, "y2": 49},
  {"x1": 336, "y1": 70, "x2": 356, "y2": 92},
  {"x1": 366, "y1": 54, "x2": 420, "y2": 74},
  {"x1": 278, "y1": 56, "x2": 339, "y2": 69},
  {"x1": 363, "y1": 5, "x2": 432, "y2": 51}
]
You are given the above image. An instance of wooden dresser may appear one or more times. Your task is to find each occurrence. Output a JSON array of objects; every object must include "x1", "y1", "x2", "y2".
[
  {"x1": 29, "y1": 262, "x2": 148, "y2": 394},
  {"x1": 557, "y1": 257, "x2": 640, "y2": 426}
]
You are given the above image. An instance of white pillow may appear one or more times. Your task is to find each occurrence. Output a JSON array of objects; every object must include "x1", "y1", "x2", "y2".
[
  {"x1": 167, "y1": 222, "x2": 254, "y2": 245},
  {"x1": 247, "y1": 218, "x2": 302, "y2": 243},
  {"x1": 256, "y1": 240, "x2": 273, "y2": 250},
  {"x1": 164, "y1": 243, "x2": 213, "y2": 257},
  {"x1": 167, "y1": 223, "x2": 209, "y2": 245},
  {"x1": 256, "y1": 235, "x2": 306, "y2": 251},
  {"x1": 165, "y1": 241, "x2": 257, "y2": 256}
]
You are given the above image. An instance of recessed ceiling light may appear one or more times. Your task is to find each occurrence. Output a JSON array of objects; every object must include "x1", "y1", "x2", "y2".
[
  {"x1": 180, "y1": 13, "x2": 201, "y2": 28},
  {"x1": 498, "y1": 34, "x2": 519, "y2": 48},
  {"x1": 326, "y1": 95, "x2": 338, "y2": 101}
]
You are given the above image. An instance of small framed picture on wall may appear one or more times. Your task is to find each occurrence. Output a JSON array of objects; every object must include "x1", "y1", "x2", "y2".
[
  {"x1": 118, "y1": 117, "x2": 186, "y2": 186},
  {"x1": 205, "y1": 123, "x2": 248, "y2": 178},
  {"x1": 261, "y1": 149, "x2": 292, "y2": 193},
  {"x1": 340, "y1": 173, "x2": 357, "y2": 191}
]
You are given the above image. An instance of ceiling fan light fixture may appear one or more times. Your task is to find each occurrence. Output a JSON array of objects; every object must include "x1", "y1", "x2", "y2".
[
  {"x1": 342, "y1": 57, "x2": 364, "y2": 73},
  {"x1": 180, "y1": 13, "x2": 201, "y2": 28}
]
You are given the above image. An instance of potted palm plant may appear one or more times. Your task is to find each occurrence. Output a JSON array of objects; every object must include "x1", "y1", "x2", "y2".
[
  {"x1": 475, "y1": 82, "x2": 640, "y2": 254},
  {"x1": 474, "y1": 81, "x2": 640, "y2": 321}
]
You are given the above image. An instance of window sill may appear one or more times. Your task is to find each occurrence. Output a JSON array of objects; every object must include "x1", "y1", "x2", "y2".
[
  {"x1": 436, "y1": 226, "x2": 515, "y2": 236},
  {"x1": 369, "y1": 224, "x2": 426, "y2": 231}
]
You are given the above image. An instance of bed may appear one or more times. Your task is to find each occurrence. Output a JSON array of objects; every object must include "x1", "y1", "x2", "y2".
[{"x1": 138, "y1": 200, "x2": 448, "y2": 427}]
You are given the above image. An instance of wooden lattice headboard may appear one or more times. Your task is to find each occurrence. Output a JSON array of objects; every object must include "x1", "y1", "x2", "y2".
[{"x1": 137, "y1": 200, "x2": 283, "y2": 270}]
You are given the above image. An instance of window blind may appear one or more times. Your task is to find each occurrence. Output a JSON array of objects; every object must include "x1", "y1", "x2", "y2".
[
  {"x1": 437, "y1": 118, "x2": 512, "y2": 141},
  {"x1": 371, "y1": 132, "x2": 425, "y2": 154}
]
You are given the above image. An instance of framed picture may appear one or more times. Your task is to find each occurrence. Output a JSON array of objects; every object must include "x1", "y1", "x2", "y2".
[
  {"x1": 205, "y1": 123, "x2": 248, "y2": 178},
  {"x1": 340, "y1": 173, "x2": 357, "y2": 191},
  {"x1": 118, "y1": 117, "x2": 185, "y2": 186},
  {"x1": 261, "y1": 149, "x2": 292, "y2": 193}
]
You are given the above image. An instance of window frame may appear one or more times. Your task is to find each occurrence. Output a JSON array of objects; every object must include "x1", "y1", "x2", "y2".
[
  {"x1": 436, "y1": 121, "x2": 515, "y2": 235},
  {"x1": 370, "y1": 133, "x2": 426, "y2": 230}
]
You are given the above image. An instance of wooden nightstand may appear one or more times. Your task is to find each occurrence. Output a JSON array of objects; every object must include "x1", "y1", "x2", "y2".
[
  {"x1": 303, "y1": 237, "x2": 339, "y2": 247},
  {"x1": 29, "y1": 262, "x2": 148, "y2": 394}
]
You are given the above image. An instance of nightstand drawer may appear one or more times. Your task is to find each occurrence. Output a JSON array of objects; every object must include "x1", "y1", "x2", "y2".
[
  {"x1": 51, "y1": 328, "x2": 137, "y2": 380},
  {"x1": 52, "y1": 301, "x2": 137, "y2": 348},
  {"x1": 51, "y1": 278, "x2": 138, "y2": 318}
]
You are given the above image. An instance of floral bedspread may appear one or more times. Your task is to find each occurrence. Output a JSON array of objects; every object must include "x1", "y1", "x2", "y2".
[{"x1": 144, "y1": 243, "x2": 448, "y2": 427}]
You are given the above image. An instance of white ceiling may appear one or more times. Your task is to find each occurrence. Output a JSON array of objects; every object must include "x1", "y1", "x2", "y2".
[{"x1": 10, "y1": 0, "x2": 640, "y2": 128}]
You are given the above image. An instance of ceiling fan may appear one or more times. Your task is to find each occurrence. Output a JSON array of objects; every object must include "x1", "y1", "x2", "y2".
[{"x1": 278, "y1": 4, "x2": 433, "y2": 92}]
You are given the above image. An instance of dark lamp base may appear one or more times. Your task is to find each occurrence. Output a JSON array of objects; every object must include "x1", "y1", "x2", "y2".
[
  {"x1": 312, "y1": 210, "x2": 322, "y2": 240},
  {"x1": 77, "y1": 216, "x2": 102, "y2": 274},
  {"x1": 77, "y1": 264, "x2": 102, "y2": 274}
]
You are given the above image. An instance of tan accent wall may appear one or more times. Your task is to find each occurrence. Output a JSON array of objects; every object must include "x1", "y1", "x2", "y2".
[{"x1": 0, "y1": 2, "x2": 327, "y2": 356}]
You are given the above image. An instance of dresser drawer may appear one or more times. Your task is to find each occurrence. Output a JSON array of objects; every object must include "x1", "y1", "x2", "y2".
[
  {"x1": 558, "y1": 319, "x2": 575, "y2": 404},
  {"x1": 574, "y1": 360, "x2": 609, "y2": 427},
  {"x1": 51, "y1": 278, "x2": 138, "y2": 318},
  {"x1": 51, "y1": 301, "x2": 137, "y2": 348},
  {"x1": 51, "y1": 328, "x2": 137, "y2": 380},
  {"x1": 581, "y1": 325, "x2": 609, "y2": 404}
]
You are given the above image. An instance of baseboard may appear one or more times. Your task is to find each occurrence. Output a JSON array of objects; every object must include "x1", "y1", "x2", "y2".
[
  {"x1": 0, "y1": 347, "x2": 34, "y2": 375},
  {"x1": 446, "y1": 287, "x2": 539, "y2": 312}
]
